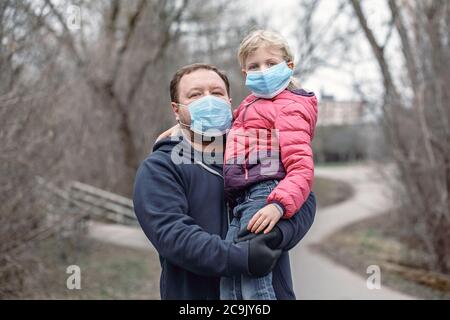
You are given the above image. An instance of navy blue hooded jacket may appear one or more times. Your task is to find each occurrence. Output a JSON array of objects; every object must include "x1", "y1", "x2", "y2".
[{"x1": 133, "y1": 136, "x2": 316, "y2": 300}]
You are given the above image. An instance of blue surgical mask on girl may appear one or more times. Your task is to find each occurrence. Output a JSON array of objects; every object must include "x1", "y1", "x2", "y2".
[
  {"x1": 245, "y1": 61, "x2": 293, "y2": 99},
  {"x1": 178, "y1": 95, "x2": 232, "y2": 136}
]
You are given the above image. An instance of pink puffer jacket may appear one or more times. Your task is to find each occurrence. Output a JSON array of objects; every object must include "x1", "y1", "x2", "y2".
[{"x1": 224, "y1": 89, "x2": 318, "y2": 218}]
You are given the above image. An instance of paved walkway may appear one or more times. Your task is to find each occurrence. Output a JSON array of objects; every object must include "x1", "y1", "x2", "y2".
[
  {"x1": 88, "y1": 221, "x2": 154, "y2": 251},
  {"x1": 292, "y1": 164, "x2": 416, "y2": 299}
]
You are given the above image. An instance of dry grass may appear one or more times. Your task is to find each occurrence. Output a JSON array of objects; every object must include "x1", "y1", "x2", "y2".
[
  {"x1": 313, "y1": 176, "x2": 354, "y2": 208},
  {"x1": 20, "y1": 238, "x2": 161, "y2": 299}
]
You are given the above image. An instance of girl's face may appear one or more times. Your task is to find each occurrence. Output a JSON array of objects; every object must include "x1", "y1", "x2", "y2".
[{"x1": 243, "y1": 46, "x2": 294, "y2": 75}]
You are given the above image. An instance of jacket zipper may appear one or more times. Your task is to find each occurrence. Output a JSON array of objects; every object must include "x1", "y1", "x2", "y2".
[
  {"x1": 244, "y1": 159, "x2": 249, "y2": 180},
  {"x1": 242, "y1": 98, "x2": 259, "y2": 126},
  {"x1": 195, "y1": 161, "x2": 231, "y2": 225},
  {"x1": 241, "y1": 98, "x2": 259, "y2": 180}
]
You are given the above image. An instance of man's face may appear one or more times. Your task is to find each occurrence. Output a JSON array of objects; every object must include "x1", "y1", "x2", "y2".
[{"x1": 172, "y1": 69, "x2": 231, "y2": 127}]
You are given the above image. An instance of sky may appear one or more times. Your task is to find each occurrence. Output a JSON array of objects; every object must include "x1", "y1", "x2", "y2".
[{"x1": 244, "y1": 0, "x2": 395, "y2": 102}]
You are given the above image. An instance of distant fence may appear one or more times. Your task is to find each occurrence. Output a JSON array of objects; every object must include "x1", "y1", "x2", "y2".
[
  {"x1": 1, "y1": 177, "x2": 139, "y2": 261},
  {"x1": 68, "y1": 181, "x2": 138, "y2": 226},
  {"x1": 36, "y1": 177, "x2": 138, "y2": 227}
]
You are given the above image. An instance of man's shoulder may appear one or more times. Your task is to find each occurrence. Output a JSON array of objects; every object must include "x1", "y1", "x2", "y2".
[
  {"x1": 142, "y1": 147, "x2": 170, "y2": 164},
  {"x1": 145, "y1": 136, "x2": 188, "y2": 163},
  {"x1": 137, "y1": 145, "x2": 177, "y2": 176},
  {"x1": 138, "y1": 137, "x2": 196, "y2": 177}
]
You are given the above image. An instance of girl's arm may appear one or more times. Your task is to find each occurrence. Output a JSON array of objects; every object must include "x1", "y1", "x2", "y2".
[{"x1": 266, "y1": 97, "x2": 318, "y2": 218}]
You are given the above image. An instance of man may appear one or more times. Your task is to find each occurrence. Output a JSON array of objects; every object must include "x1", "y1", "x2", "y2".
[{"x1": 133, "y1": 63, "x2": 316, "y2": 300}]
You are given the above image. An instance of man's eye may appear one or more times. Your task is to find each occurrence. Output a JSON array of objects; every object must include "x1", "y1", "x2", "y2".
[
  {"x1": 190, "y1": 92, "x2": 200, "y2": 98},
  {"x1": 213, "y1": 92, "x2": 224, "y2": 96}
]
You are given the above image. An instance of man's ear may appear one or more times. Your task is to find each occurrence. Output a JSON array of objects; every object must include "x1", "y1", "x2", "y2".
[
  {"x1": 171, "y1": 102, "x2": 180, "y2": 120},
  {"x1": 287, "y1": 61, "x2": 294, "y2": 70}
]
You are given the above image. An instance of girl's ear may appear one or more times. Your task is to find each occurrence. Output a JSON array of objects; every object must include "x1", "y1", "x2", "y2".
[
  {"x1": 241, "y1": 69, "x2": 247, "y2": 78},
  {"x1": 287, "y1": 61, "x2": 294, "y2": 70}
]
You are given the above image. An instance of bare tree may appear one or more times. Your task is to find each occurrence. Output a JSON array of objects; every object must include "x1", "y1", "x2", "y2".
[
  {"x1": 0, "y1": 0, "x2": 259, "y2": 296},
  {"x1": 349, "y1": 0, "x2": 450, "y2": 273},
  {"x1": 294, "y1": 0, "x2": 359, "y2": 81}
]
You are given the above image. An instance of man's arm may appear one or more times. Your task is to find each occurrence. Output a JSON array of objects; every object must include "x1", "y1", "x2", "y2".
[
  {"x1": 276, "y1": 192, "x2": 316, "y2": 251},
  {"x1": 133, "y1": 154, "x2": 249, "y2": 277}
]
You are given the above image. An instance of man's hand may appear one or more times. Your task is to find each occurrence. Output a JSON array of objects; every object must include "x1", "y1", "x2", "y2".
[
  {"x1": 234, "y1": 227, "x2": 283, "y2": 277},
  {"x1": 235, "y1": 225, "x2": 283, "y2": 249},
  {"x1": 155, "y1": 124, "x2": 179, "y2": 142},
  {"x1": 247, "y1": 203, "x2": 282, "y2": 234}
]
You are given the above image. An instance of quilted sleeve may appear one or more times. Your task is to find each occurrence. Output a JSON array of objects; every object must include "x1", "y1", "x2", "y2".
[{"x1": 266, "y1": 96, "x2": 318, "y2": 218}]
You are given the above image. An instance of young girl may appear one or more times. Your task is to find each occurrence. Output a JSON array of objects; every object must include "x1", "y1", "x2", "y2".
[{"x1": 220, "y1": 29, "x2": 318, "y2": 300}]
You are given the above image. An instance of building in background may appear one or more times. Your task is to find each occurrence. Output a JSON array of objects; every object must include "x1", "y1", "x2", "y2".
[
  {"x1": 313, "y1": 91, "x2": 385, "y2": 163},
  {"x1": 317, "y1": 92, "x2": 365, "y2": 127}
]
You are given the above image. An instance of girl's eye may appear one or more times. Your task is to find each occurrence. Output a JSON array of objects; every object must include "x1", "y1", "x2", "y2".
[{"x1": 248, "y1": 64, "x2": 258, "y2": 71}]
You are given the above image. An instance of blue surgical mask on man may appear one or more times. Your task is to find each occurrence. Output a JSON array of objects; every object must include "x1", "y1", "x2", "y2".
[
  {"x1": 245, "y1": 61, "x2": 293, "y2": 99},
  {"x1": 178, "y1": 95, "x2": 232, "y2": 137}
]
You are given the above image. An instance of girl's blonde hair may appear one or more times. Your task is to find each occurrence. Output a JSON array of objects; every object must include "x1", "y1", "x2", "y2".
[{"x1": 238, "y1": 29, "x2": 300, "y2": 90}]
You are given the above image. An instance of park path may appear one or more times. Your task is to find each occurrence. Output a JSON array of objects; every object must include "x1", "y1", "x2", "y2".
[
  {"x1": 88, "y1": 220, "x2": 154, "y2": 251},
  {"x1": 291, "y1": 164, "x2": 416, "y2": 299},
  {"x1": 88, "y1": 164, "x2": 416, "y2": 299}
]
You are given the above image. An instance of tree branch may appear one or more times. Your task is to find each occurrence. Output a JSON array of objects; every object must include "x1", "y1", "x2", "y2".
[{"x1": 348, "y1": 0, "x2": 400, "y2": 103}]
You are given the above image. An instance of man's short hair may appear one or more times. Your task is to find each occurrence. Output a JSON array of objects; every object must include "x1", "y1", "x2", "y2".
[{"x1": 170, "y1": 63, "x2": 231, "y2": 103}]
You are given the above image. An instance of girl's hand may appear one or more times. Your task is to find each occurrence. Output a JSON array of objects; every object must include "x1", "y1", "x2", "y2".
[
  {"x1": 247, "y1": 204, "x2": 282, "y2": 234},
  {"x1": 155, "y1": 124, "x2": 179, "y2": 142}
]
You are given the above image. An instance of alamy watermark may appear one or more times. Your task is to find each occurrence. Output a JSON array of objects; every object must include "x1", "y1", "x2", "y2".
[
  {"x1": 66, "y1": 265, "x2": 81, "y2": 290},
  {"x1": 66, "y1": 5, "x2": 81, "y2": 31},
  {"x1": 170, "y1": 128, "x2": 282, "y2": 176},
  {"x1": 366, "y1": 265, "x2": 381, "y2": 290}
]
